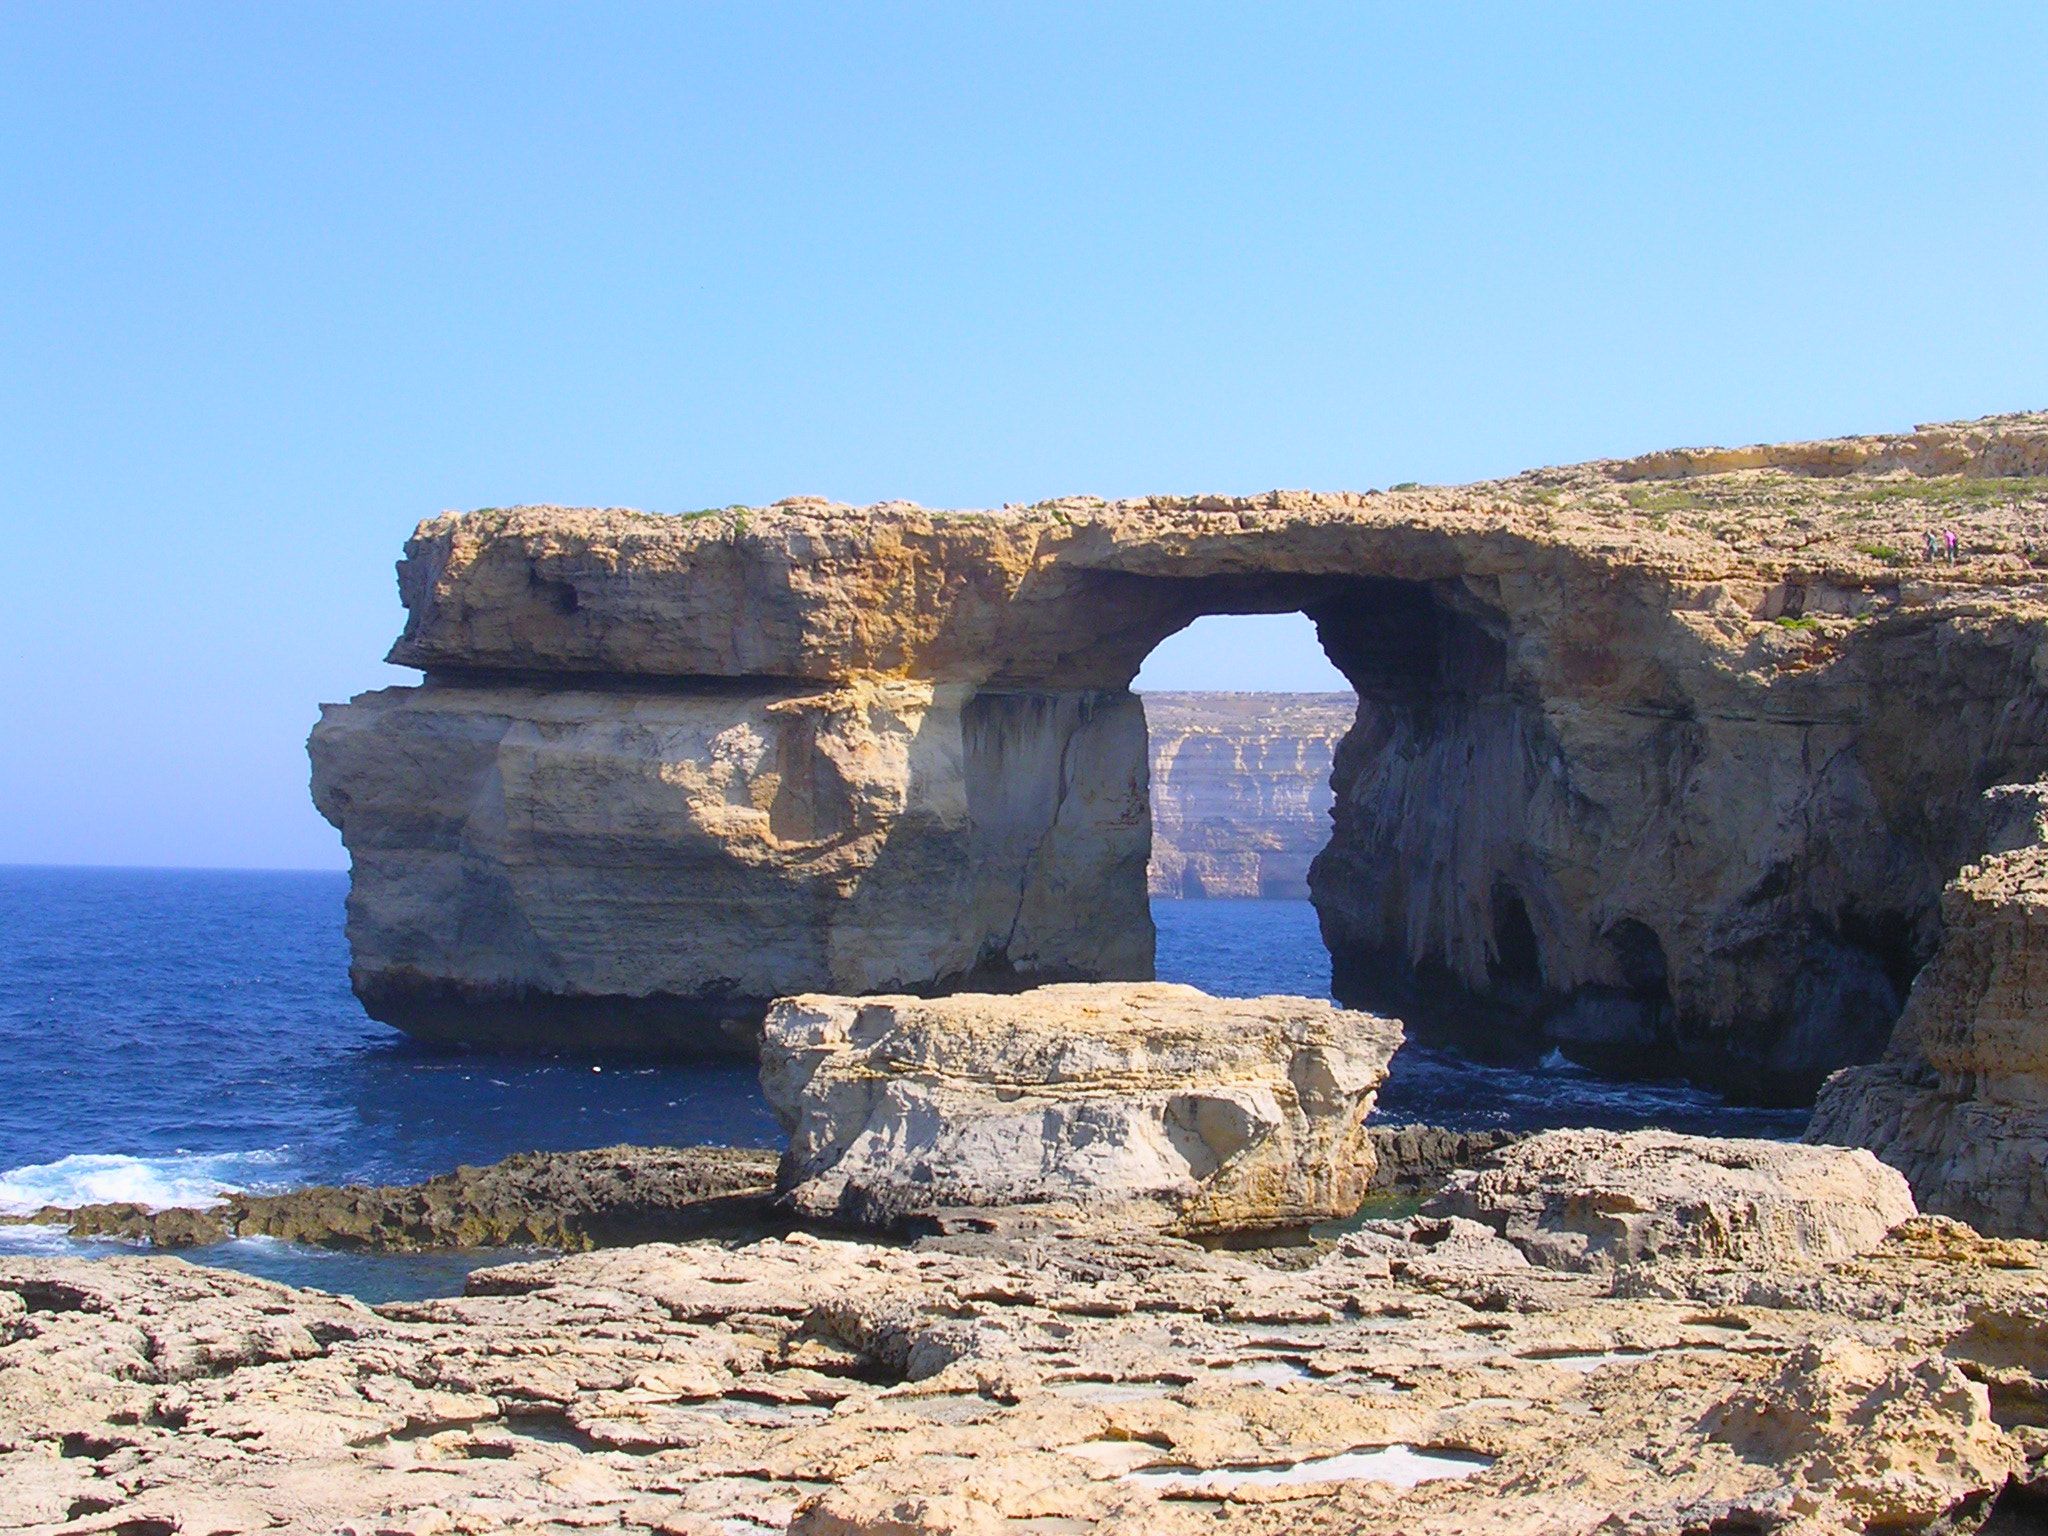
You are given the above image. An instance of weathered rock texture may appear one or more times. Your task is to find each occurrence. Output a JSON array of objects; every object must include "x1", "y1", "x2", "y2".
[
  {"x1": 314, "y1": 682, "x2": 1149, "y2": 1050},
  {"x1": 1141, "y1": 692, "x2": 1354, "y2": 899},
  {"x1": 313, "y1": 412, "x2": 2048, "y2": 1100},
  {"x1": 6, "y1": 1200, "x2": 2045, "y2": 1535},
  {"x1": 760, "y1": 983, "x2": 1401, "y2": 1232},
  {"x1": 5, "y1": 1134, "x2": 1506, "y2": 1254},
  {"x1": 1363, "y1": 1125, "x2": 1521, "y2": 1193},
  {"x1": 1430, "y1": 1129, "x2": 1915, "y2": 1273},
  {"x1": 1810, "y1": 783, "x2": 2048, "y2": 1237},
  {"x1": 5, "y1": 1146, "x2": 781, "y2": 1252}
]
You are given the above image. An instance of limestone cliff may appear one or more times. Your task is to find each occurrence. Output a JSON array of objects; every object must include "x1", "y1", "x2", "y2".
[
  {"x1": 313, "y1": 411, "x2": 2048, "y2": 1101},
  {"x1": 1808, "y1": 783, "x2": 2048, "y2": 1235},
  {"x1": 1141, "y1": 692, "x2": 1354, "y2": 899},
  {"x1": 313, "y1": 681, "x2": 1149, "y2": 1050}
]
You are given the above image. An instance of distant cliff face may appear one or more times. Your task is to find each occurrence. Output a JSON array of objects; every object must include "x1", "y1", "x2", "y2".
[{"x1": 1142, "y1": 693, "x2": 1355, "y2": 899}]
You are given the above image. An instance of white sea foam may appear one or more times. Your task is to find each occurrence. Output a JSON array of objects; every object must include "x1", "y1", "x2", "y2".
[
  {"x1": 0, "y1": 1222, "x2": 100, "y2": 1255},
  {"x1": 0, "y1": 1149, "x2": 296, "y2": 1215}
]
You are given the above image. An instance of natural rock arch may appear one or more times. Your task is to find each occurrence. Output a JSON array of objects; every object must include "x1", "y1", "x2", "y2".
[{"x1": 312, "y1": 414, "x2": 2048, "y2": 1104}]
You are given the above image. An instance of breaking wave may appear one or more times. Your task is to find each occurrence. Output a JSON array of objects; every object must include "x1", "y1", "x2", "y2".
[{"x1": 0, "y1": 1148, "x2": 296, "y2": 1216}]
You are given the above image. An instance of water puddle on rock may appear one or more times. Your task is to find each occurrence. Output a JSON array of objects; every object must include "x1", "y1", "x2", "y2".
[
  {"x1": 1123, "y1": 1444, "x2": 1493, "y2": 1492},
  {"x1": 1210, "y1": 1360, "x2": 1313, "y2": 1386},
  {"x1": 1518, "y1": 1348, "x2": 1658, "y2": 1374},
  {"x1": 1047, "y1": 1382, "x2": 1171, "y2": 1405}
]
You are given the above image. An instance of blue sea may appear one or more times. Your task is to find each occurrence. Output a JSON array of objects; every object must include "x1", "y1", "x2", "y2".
[{"x1": 0, "y1": 867, "x2": 1803, "y2": 1297}]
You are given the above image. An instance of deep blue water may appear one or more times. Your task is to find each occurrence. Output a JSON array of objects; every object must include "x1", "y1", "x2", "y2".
[
  {"x1": 0, "y1": 867, "x2": 780, "y2": 1207},
  {"x1": 1153, "y1": 900, "x2": 1808, "y2": 1139},
  {"x1": 0, "y1": 869, "x2": 1800, "y2": 1297}
]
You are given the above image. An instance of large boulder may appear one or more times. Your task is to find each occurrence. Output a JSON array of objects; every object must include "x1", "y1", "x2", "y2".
[
  {"x1": 758, "y1": 982, "x2": 1402, "y2": 1231},
  {"x1": 1429, "y1": 1128, "x2": 1915, "y2": 1271}
]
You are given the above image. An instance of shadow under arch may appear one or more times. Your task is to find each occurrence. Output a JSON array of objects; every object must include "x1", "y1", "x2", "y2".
[
  {"x1": 1057, "y1": 565, "x2": 1940, "y2": 1108},
  {"x1": 1108, "y1": 573, "x2": 1663, "y2": 1075}
]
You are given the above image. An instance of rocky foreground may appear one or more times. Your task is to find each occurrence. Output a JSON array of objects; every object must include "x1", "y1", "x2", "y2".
[
  {"x1": 3, "y1": 1131, "x2": 2037, "y2": 1536},
  {"x1": 5, "y1": 987, "x2": 2044, "y2": 1536}
]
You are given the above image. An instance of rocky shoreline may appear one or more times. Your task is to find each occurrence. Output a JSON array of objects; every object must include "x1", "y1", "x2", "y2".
[
  {"x1": 7, "y1": 981, "x2": 2038, "y2": 1535},
  {"x1": 5, "y1": 1127, "x2": 2036, "y2": 1536},
  {"x1": 2, "y1": 1146, "x2": 784, "y2": 1254},
  {"x1": 2, "y1": 1128, "x2": 1515, "y2": 1257}
]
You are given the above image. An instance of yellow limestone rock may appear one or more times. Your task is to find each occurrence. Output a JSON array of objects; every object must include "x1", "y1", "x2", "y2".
[
  {"x1": 314, "y1": 412, "x2": 2048, "y2": 1103},
  {"x1": 1430, "y1": 1128, "x2": 1916, "y2": 1271},
  {"x1": 6, "y1": 1200, "x2": 2046, "y2": 1536},
  {"x1": 760, "y1": 982, "x2": 1403, "y2": 1231}
]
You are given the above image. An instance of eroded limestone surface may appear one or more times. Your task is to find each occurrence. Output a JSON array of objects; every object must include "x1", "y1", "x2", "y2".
[
  {"x1": 1433, "y1": 1129, "x2": 1915, "y2": 1271},
  {"x1": 6, "y1": 1203, "x2": 2045, "y2": 1536},
  {"x1": 313, "y1": 412, "x2": 2048, "y2": 1098},
  {"x1": 1811, "y1": 786, "x2": 2048, "y2": 1237},
  {"x1": 760, "y1": 984, "x2": 1402, "y2": 1232}
]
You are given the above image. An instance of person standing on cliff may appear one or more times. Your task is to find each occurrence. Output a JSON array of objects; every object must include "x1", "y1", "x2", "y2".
[
  {"x1": 1925, "y1": 530, "x2": 1938, "y2": 562},
  {"x1": 1946, "y1": 528, "x2": 1961, "y2": 564}
]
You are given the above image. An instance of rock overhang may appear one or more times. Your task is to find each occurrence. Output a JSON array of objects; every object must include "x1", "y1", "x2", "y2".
[
  {"x1": 384, "y1": 409, "x2": 2048, "y2": 687},
  {"x1": 317, "y1": 412, "x2": 2048, "y2": 1104}
]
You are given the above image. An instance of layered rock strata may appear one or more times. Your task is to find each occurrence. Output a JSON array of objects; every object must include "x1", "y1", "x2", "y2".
[
  {"x1": 314, "y1": 413, "x2": 2048, "y2": 1099},
  {"x1": 759, "y1": 983, "x2": 1402, "y2": 1231},
  {"x1": 1141, "y1": 692, "x2": 1355, "y2": 899},
  {"x1": 6, "y1": 1145, "x2": 2036, "y2": 1536},
  {"x1": 1432, "y1": 1129, "x2": 1915, "y2": 1271},
  {"x1": 314, "y1": 682, "x2": 1149, "y2": 1051},
  {"x1": 1363, "y1": 1124, "x2": 1520, "y2": 1193},
  {"x1": 1810, "y1": 784, "x2": 2048, "y2": 1236}
]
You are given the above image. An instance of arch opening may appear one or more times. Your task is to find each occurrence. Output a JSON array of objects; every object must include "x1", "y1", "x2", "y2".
[
  {"x1": 1135, "y1": 610, "x2": 1353, "y2": 1002},
  {"x1": 1121, "y1": 574, "x2": 1689, "y2": 1085}
]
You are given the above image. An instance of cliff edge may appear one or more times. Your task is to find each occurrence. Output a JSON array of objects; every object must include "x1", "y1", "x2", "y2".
[{"x1": 313, "y1": 410, "x2": 2048, "y2": 1104}]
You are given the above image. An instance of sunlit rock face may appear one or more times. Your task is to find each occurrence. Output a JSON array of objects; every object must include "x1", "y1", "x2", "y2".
[
  {"x1": 312, "y1": 680, "x2": 1151, "y2": 1053},
  {"x1": 312, "y1": 414, "x2": 2048, "y2": 1100},
  {"x1": 1142, "y1": 692, "x2": 1355, "y2": 900},
  {"x1": 1431, "y1": 1128, "x2": 1915, "y2": 1271},
  {"x1": 758, "y1": 981, "x2": 1403, "y2": 1232}
]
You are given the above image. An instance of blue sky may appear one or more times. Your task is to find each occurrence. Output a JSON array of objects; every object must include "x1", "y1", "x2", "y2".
[{"x1": 3, "y1": 4, "x2": 2043, "y2": 868}]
